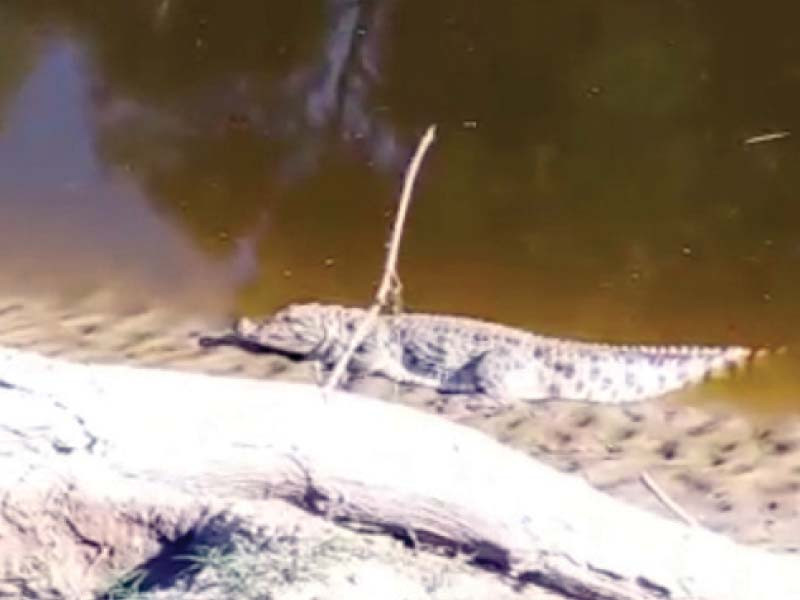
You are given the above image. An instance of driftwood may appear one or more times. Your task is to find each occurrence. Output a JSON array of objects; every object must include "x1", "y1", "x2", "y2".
[{"x1": 1, "y1": 346, "x2": 798, "y2": 599}]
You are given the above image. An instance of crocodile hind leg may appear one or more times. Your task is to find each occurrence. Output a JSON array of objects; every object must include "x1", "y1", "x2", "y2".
[
  {"x1": 472, "y1": 349, "x2": 549, "y2": 404},
  {"x1": 443, "y1": 350, "x2": 521, "y2": 412}
]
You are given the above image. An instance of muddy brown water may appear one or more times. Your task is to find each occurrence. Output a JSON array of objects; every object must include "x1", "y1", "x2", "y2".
[{"x1": 3, "y1": 2, "x2": 800, "y2": 412}]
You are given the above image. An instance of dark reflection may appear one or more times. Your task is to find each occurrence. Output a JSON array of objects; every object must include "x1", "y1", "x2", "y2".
[
  {"x1": 0, "y1": 5, "x2": 38, "y2": 125},
  {"x1": 27, "y1": 0, "x2": 327, "y2": 254},
  {"x1": 0, "y1": 2, "x2": 800, "y2": 409},
  {"x1": 23, "y1": 0, "x2": 323, "y2": 101},
  {"x1": 72, "y1": 0, "x2": 404, "y2": 255}
]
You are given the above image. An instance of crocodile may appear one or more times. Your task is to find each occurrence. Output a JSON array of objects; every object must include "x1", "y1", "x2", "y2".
[{"x1": 229, "y1": 303, "x2": 768, "y2": 404}]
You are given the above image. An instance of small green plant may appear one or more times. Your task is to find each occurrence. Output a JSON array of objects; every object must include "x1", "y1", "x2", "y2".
[
  {"x1": 103, "y1": 568, "x2": 148, "y2": 600},
  {"x1": 98, "y1": 529, "x2": 375, "y2": 599}
]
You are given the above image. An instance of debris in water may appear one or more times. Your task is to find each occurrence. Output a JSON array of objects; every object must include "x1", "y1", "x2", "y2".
[{"x1": 743, "y1": 131, "x2": 790, "y2": 145}]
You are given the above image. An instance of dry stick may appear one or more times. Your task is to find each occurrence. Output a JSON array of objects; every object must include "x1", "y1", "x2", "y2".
[
  {"x1": 376, "y1": 126, "x2": 437, "y2": 307},
  {"x1": 322, "y1": 125, "x2": 437, "y2": 393},
  {"x1": 640, "y1": 470, "x2": 699, "y2": 528}
]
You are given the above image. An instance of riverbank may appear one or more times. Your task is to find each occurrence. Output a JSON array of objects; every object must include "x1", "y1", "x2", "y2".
[{"x1": 0, "y1": 288, "x2": 797, "y2": 553}]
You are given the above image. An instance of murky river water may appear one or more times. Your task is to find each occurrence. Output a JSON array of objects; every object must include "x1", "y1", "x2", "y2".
[{"x1": 1, "y1": 1, "x2": 800, "y2": 409}]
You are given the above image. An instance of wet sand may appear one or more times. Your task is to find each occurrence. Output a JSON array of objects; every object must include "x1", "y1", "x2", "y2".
[{"x1": 0, "y1": 289, "x2": 798, "y2": 552}]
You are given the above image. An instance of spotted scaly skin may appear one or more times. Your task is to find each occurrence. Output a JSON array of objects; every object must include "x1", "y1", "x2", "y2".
[{"x1": 234, "y1": 303, "x2": 766, "y2": 403}]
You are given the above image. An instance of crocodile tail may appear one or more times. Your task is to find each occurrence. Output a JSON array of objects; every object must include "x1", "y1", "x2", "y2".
[
  {"x1": 701, "y1": 345, "x2": 772, "y2": 381},
  {"x1": 557, "y1": 343, "x2": 775, "y2": 404},
  {"x1": 626, "y1": 344, "x2": 773, "y2": 402}
]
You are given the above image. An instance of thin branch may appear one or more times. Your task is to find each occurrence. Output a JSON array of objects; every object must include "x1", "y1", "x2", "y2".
[
  {"x1": 323, "y1": 125, "x2": 437, "y2": 393},
  {"x1": 376, "y1": 124, "x2": 437, "y2": 305},
  {"x1": 322, "y1": 303, "x2": 381, "y2": 393},
  {"x1": 640, "y1": 470, "x2": 699, "y2": 528}
]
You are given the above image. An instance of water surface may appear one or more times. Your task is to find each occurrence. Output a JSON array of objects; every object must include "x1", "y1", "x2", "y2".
[{"x1": 1, "y1": 1, "x2": 799, "y2": 410}]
